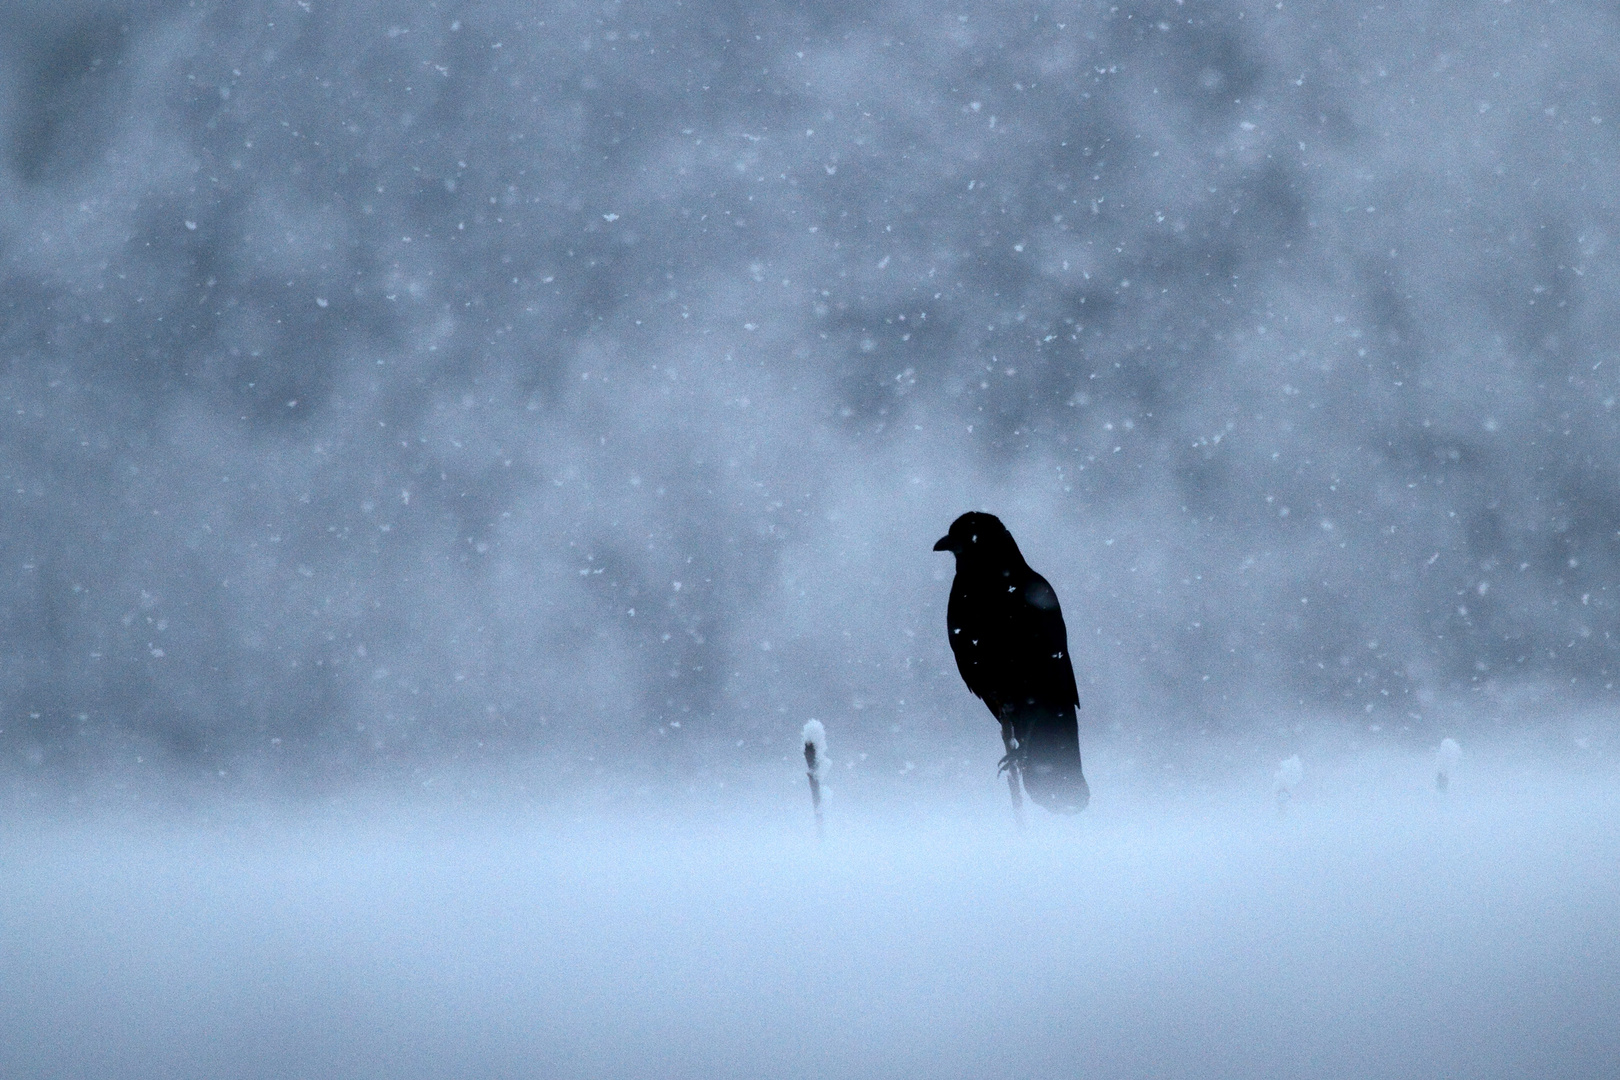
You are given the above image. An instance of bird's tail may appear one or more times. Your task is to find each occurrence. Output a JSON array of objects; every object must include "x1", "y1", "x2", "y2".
[{"x1": 1016, "y1": 705, "x2": 1089, "y2": 814}]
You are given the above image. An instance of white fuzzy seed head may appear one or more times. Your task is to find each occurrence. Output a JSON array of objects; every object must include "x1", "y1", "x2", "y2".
[
  {"x1": 802, "y1": 719, "x2": 828, "y2": 779},
  {"x1": 1437, "y1": 738, "x2": 1462, "y2": 771},
  {"x1": 1435, "y1": 738, "x2": 1462, "y2": 791},
  {"x1": 1274, "y1": 755, "x2": 1303, "y2": 794}
]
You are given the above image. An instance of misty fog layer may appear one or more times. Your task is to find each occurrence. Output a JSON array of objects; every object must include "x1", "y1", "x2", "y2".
[
  {"x1": 4, "y1": 757, "x2": 1617, "y2": 1079},
  {"x1": 3, "y1": 0, "x2": 1620, "y2": 785}
]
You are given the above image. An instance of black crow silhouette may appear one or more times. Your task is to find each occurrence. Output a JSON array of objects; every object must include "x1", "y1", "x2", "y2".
[{"x1": 934, "y1": 512, "x2": 1089, "y2": 814}]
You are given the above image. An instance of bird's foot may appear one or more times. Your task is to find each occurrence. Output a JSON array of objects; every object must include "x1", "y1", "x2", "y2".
[{"x1": 997, "y1": 750, "x2": 1024, "y2": 776}]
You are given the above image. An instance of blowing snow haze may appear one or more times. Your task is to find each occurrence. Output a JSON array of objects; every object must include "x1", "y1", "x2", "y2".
[{"x1": 2, "y1": 0, "x2": 1619, "y2": 792}]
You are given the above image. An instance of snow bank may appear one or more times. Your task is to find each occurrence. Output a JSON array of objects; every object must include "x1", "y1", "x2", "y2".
[{"x1": 2, "y1": 750, "x2": 1616, "y2": 1080}]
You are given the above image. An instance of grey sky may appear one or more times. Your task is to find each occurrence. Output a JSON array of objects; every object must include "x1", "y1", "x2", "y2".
[{"x1": 3, "y1": 0, "x2": 1620, "y2": 787}]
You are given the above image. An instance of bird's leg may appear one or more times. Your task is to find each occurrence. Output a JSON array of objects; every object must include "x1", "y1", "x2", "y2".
[
  {"x1": 999, "y1": 717, "x2": 1025, "y2": 829},
  {"x1": 996, "y1": 718, "x2": 1021, "y2": 774}
]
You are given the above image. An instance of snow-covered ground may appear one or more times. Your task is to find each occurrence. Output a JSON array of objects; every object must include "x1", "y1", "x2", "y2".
[{"x1": 4, "y1": 746, "x2": 1615, "y2": 1079}]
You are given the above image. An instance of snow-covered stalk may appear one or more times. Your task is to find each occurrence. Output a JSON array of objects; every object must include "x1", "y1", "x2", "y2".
[
  {"x1": 802, "y1": 720, "x2": 827, "y2": 841},
  {"x1": 999, "y1": 718, "x2": 1025, "y2": 831},
  {"x1": 1435, "y1": 737, "x2": 1461, "y2": 792},
  {"x1": 1005, "y1": 759, "x2": 1026, "y2": 831},
  {"x1": 1274, "y1": 755, "x2": 1303, "y2": 813}
]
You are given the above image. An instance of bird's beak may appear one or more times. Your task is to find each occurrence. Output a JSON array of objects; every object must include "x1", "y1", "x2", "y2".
[{"x1": 933, "y1": 535, "x2": 953, "y2": 552}]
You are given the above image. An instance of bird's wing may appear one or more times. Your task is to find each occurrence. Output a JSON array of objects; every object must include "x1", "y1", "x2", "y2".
[
  {"x1": 946, "y1": 570, "x2": 1078, "y2": 714},
  {"x1": 1006, "y1": 573, "x2": 1088, "y2": 812},
  {"x1": 1008, "y1": 572, "x2": 1080, "y2": 709},
  {"x1": 944, "y1": 561, "x2": 1089, "y2": 814}
]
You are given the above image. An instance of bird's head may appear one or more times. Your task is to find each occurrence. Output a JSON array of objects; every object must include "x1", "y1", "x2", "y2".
[{"x1": 933, "y1": 511, "x2": 1022, "y2": 563}]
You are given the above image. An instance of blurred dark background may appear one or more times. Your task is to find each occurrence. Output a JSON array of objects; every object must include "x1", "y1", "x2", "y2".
[{"x1": 2, "y1": 0, "x2": 1618, "y2": 794}]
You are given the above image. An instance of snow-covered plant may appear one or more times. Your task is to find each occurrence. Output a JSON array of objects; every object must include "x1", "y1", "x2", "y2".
[
  {"x1": 1435, "y1": 737, "x2": 1461, "y2": 792},
  {"x1": 802, "y1": 720, "x2": 828, "y2": 840},
  {"x1": 1274, "y1": 755, "x2": 1303, "y2": 811}
]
